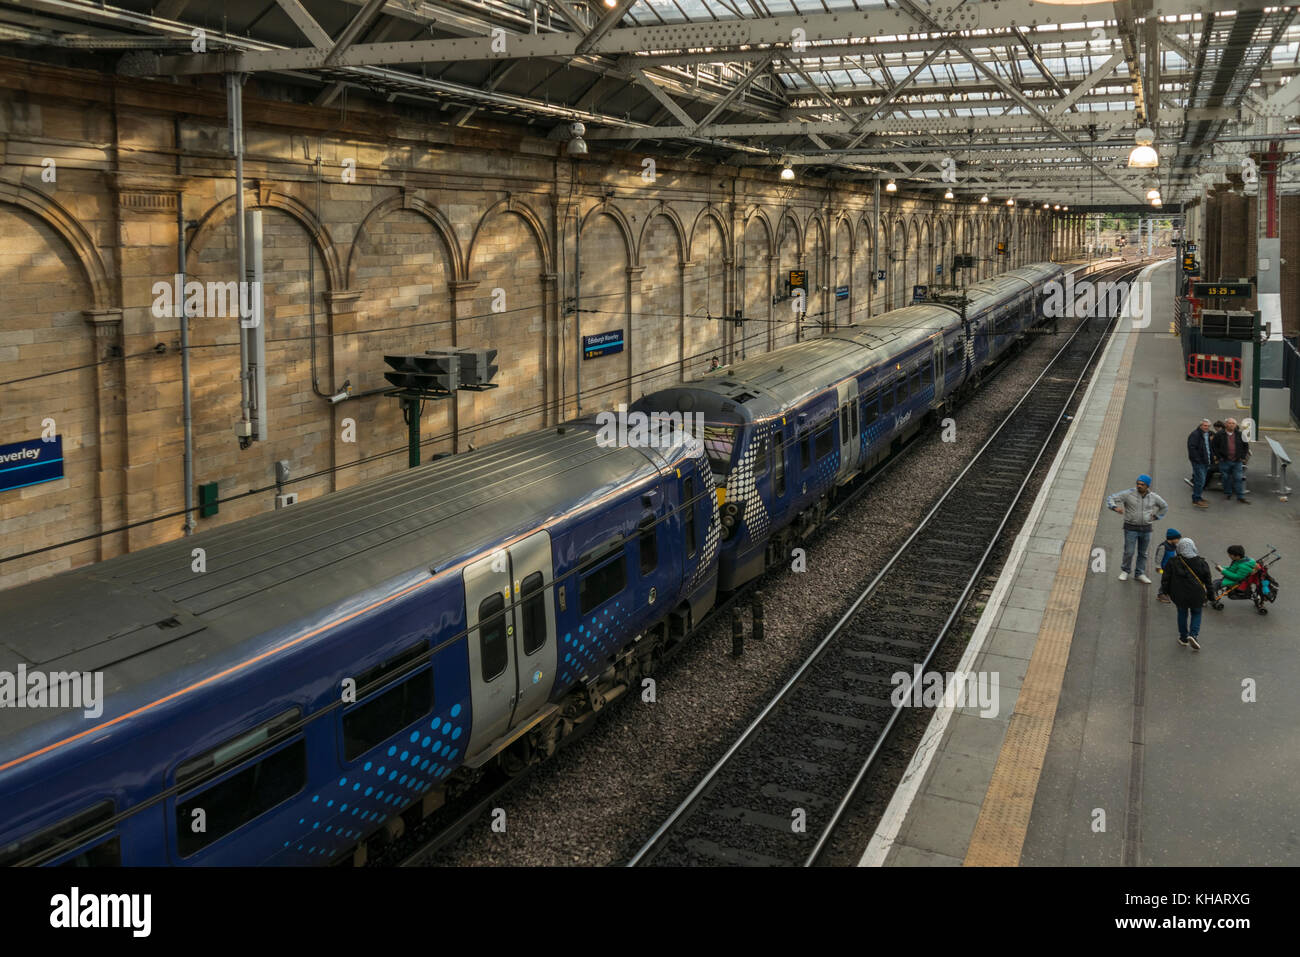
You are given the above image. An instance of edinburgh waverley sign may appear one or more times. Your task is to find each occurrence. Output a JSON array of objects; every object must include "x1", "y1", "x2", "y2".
[
  {"x1": 583, "y1": 329, "x2": 624, "y2": 359},
  {"x1": 0, "y1": 436, "x2": 63, "y2": 493}
]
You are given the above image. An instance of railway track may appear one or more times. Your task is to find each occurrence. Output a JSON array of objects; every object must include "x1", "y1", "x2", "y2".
[
  {"x1": 388, "y1": 260, "x2": 1137, "y2": 867},
  {"x1": 628, "y1": 261, "x2": 1145, "y2": 867}
]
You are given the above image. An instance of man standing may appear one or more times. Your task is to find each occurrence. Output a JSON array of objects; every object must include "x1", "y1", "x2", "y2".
[
  {"x1": 1186, "y1": 418, "x2": 1213, "y2": 509},
  {"x1": 1105, "y1": 474, "x2": 1169, "y2": 583},
  {"x1": 1212, "y1": 417, "x2": 1250, "y2": 504},
  {"x1": 709, "y1": 356, "x2": 721, "y2": 372}
]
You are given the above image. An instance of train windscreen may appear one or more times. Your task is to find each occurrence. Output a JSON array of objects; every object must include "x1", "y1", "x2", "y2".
[{"x1": 702, "y1": 425, "x2": 737, "y2": 478}]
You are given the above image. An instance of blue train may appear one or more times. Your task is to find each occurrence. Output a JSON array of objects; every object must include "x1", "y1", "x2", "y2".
[{"x1": 0, "y1": 261, "x2": 1062, "y2": 865}]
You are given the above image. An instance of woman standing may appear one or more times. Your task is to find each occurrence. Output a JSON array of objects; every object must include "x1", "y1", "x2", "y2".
[{"x1": 1167, "y1": 538, "x2": 1214, "y2": 651}]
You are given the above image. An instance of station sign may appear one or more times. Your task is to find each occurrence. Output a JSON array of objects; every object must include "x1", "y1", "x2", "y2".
[
  {"x1": 835, "y1": 285, "x2": 849, "y2": 301},
  {"x1": 996, "y1": 241, "x2": 1007, "y2": 256},
  {"x1": 582, "y1": 329, "x2": 624, "y2": 360},
  {"x1": 1182, "y1": 255, "x2": 1198, "y2": 273},
  {"x1": 1186, "y1": 243, "x2": 1198, "y2": 253},
  {"x1": 912, "y1": 285, "x2": 928, "y2": 302},
  {"x1": 953, "y1": 253, "x2": 976, "y2": 269},
  {"x1": 0, "y1": 436, "x2": 63, "y2": 494},
  {"x1": 935, "y1": 264, "x2": 943, "y2": 276},
  {"x1": 877, "y1": 269, "x2": 886, "y2": 281},
  {"x1": 787, "y1": 270, "x2": 807, "y2": 290},
  {"x1": 1192, "y1": 282, "x2": 1252, "y2": 299}
]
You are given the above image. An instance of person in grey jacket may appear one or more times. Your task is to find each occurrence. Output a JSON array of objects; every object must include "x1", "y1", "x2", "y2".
[{"x1": 1105, "y1": 473, "x2": 1169, "y2": 583}]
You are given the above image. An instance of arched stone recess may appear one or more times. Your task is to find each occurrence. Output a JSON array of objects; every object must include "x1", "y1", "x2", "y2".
[
  {"x1": 774, "y1": 208, "x2": 803, "y2": 348},
  {"x1": 806, "y1": 214, "x2": 828, "y2": 331},
  {"x1": 905, "y1": 218, "x2": 921, "y2": 309},
  {"x1": 688, "y1": 205, "x2": 732, "y2": 265},
  {"x1": 834, "y1": 215, "x2": 853, "y2": 326},
  {"x1": 740, "y1": 211, "x2": 773, "y2": 357},
  {"x1": 0, "y1": 196, "x2": 100, "y2": 590},
  {"x1": 920, "y1": 218, "x2": 933, "y2": 288},
  {"x1": 0, "y1": 179, "x2": 111, "y2": 311},
  {"x1": 467, "y1": 204, "x2": 548, "y2": 442},
  {"x1": 636, "y1": 203, "x2": 687, "y2": 267},
  {"x1": 189, "y1": 187, "x2": 344, "y2": 293},
  {"x1": 855, "y1": 215, "x2": 876, "y2": 320},
  {"x1": 345, "y1": 197, "x2": 459, "y2": 485},
  {"x1": 346, "y1": 191, "x2": 464, "y2": 287},
  {"x1": 890, "y1": 217, "x2": 907, "y2": 311},
  {"x1": 468, "y1": 195, "x2": 555, "y2": 277},
  {"x1": 637, "y1": 208, "x2": 687, "y2": 394},
  {"x1": 685, "y1": 211, "x2": 727, "y2": 367},
  {"x1": 185, "y1": 199, "x2": 338, "y2": 526}
]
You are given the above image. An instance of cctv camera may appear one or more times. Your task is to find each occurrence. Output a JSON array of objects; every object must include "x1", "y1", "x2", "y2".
[{"x1": 329, "y1": 380, "x2": 352, "y2": 404}]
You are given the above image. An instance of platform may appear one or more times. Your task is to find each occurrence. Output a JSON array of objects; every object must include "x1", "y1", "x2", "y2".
[{"x1": 865, "y1": 260, "x2": 1300, "y2": 867}]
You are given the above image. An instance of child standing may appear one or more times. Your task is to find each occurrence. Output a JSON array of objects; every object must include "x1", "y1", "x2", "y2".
[{"x1": 1155, "y1": 528, "x2": 1181, "y2": 604}]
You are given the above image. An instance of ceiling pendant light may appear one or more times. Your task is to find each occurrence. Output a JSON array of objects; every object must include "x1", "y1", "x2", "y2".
[
  {"x1": 1054, "y1": 204, "x2": 1061, "y2": 210},
  {"x1": 1146, "y1": 186, "x2": 1160, "y2": 200},
  {"x1": 944, "y1": 186, "x2": 954, "y2": 200},
  {"x1": 1006, "y1": 197, "x2": 1015, "y2": 206},
  {"x1": 979, "y1": 193, "x2": 989, "y2": 204},
  {"x1": 1128, "y1": 126, "x2": 1159, "y2": 168},
  {"x1": 885, "y1": 178, "x2": 897, "y2": 192},
  {"x1": 780, "y1": 159, "x2": 795, "y2": 181}
]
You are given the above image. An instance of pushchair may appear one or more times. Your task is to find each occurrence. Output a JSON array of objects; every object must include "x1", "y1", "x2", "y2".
[{"x1": 1211, "y1": 546, "x2": 1282, "y2": 615}]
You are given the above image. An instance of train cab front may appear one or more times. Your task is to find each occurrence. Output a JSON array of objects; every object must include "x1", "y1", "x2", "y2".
[{"x1": 631, "y1": 387, "x2": 765, "y2": 591}]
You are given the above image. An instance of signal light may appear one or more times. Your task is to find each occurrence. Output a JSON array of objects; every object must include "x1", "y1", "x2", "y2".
[
  {"x1": 449, "y1": 348, "x2": 499, "y2": 388},
  {"x1": 384, "y1": 353, "x2": 459, "y2": 395}
]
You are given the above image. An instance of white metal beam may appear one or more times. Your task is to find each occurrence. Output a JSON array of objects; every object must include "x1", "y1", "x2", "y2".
[
  {"x1": 153, "y1": 1, "x2": 1273, "y2": 74},
  {"x1": 273, "y1": 0, "x2": 331, "y2": 49}
]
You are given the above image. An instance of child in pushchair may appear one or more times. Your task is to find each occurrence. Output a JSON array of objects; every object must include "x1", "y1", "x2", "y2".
[{"x1": 1211, "y1": 544, "x2": 1282, "y2": 615}]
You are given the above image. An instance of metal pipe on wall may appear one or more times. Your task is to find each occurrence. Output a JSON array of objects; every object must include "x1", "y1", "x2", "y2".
[
  {"x1": 176, "y1": 134, "x2": 194, "y2": 536},
  {"x1": 227, "y1": 73, "x2": 253, "y2": 447}
]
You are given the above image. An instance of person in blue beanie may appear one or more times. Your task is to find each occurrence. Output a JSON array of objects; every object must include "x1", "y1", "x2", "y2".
[
  {"x1": 1105, "y1": 474, "x2": 1169, "y2": 583},
  {"x1": 1154, "y1": 528, "x2": 1181, "y2": 603}
]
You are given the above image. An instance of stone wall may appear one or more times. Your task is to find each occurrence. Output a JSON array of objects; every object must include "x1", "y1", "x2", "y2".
[{"x1": 0, "y1": 57, "x2": 1051, "y2": 589}]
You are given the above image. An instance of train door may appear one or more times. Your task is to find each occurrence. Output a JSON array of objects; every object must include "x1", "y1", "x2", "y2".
[
  {"x1": 508, "y1": 530, "x2": 557, "y2": 724},
  {"x1": 835, "y1": 377, "x2": 860, "y2": 480},
  {"x1": 464, "y1": 549, "x2": 515, "y2": 759},
  {"x1": 463, "y1": 531, "x2": 557, "y2": 760},
  {"x1": 931, "y1": 339, "x2": 945, "y2": 402}
]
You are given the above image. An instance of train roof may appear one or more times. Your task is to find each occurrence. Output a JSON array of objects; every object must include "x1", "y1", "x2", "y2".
[
  {"x1": 0, "y1": 424, "x2": 699, "y2": 746},
  {"x1": 637, "y1": 261, "x2": 1064, "y2": 422}
]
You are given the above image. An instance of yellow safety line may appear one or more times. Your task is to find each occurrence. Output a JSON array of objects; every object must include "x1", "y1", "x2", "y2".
[{"x1": 963, "y1": 324, "x2": 1141, "y2": 867}]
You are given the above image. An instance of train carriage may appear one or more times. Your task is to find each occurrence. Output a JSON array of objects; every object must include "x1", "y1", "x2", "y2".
[{"x1": 0, "y1": 423, "x2": 717, "y2": 866}]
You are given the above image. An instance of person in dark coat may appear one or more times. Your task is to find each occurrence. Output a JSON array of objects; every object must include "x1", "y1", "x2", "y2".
[
  {"x1": 1167, "y1": 537, "x2": 1214, "y2": 651},
  {"x1": 1186, "y1": 418, "x2": 1214, "y2": 508},
  {"x1": 1211, "y1": 417, "x2": 1250, "y2": 503}
]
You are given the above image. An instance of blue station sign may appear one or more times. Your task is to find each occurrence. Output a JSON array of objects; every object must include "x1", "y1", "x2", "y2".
[
  {"x1": 0, "y1": 436, "x2": 64, "y2": 493},
  {"x1": 835, "y1": 285, "x2": 850, "y2": 301},
  {"x1": 912, "y1": 285, "x2": 928, "y2": 302},
  {"x1": 582, "y1": 329, "x2": 624, "y2": 360}
]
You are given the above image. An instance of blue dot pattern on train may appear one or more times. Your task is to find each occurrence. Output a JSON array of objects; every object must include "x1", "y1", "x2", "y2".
[
  {"x1": 281, "y1": 699, "x2": 468, "y2": 861},
  {"x1": 556, "y1": 600, "x2": 624, "y2": 685}
]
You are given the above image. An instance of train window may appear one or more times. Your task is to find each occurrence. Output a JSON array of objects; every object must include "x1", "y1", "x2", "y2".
[
  {"x1": 683, "y1": 476, "x2": 697, "y2": 557},
  {"x1": 862, "y1": 391, "x2": 879, "y2": 426},
  {"x1": 637, "y1": 516, "x2": 658, "y2": 577},
  {"x1": 921, "y1": 362, "x2": 933, "y2": 388},
  {"x1": 773, "y1": 429, "x2": 786, "y2": 495},
  {"x1": 880, "y1": 385, "x2": 894, "y2": 414},
  {"x1": 175, "y1": 709, "x2": 306, "y2": 857},
  {"x1": 910, "y1": 370, "x2": 921, "y2": 396},
  {"x1": 343, "y1": 641, "x2": 434, "y2": 760},
  {"x1": 800, "y1": 432, "x2": 811, "y2": 470},
  {"x1": 840, "y1": 405, "x2": 850, "y2": 443},
  {"x1": 520, "y1": 572, "x2": 547, "y2": 655},
  {"x1": 580, "y1": 552, "x2": 627, "y2": 614},
  {"x1": 814, "y1": 424, "x2": 833, "y2": 460},
  {"x1": 478, "y1": 592, "x2": 509, "y2": 683},
  {"x1": 755, "y1": 434, "x2": 770, "y2": 474},
  {"x1": 0, "y1": 801, "x2": 118, "y2": 867},
  {"x1": 702, "y1": 425, "x2": 737, "y2": 477}
]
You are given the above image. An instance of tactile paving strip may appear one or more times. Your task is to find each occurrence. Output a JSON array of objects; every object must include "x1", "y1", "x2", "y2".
[{"x1": 963, "y1": 324, "x2": 1140, "y2": 867}]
